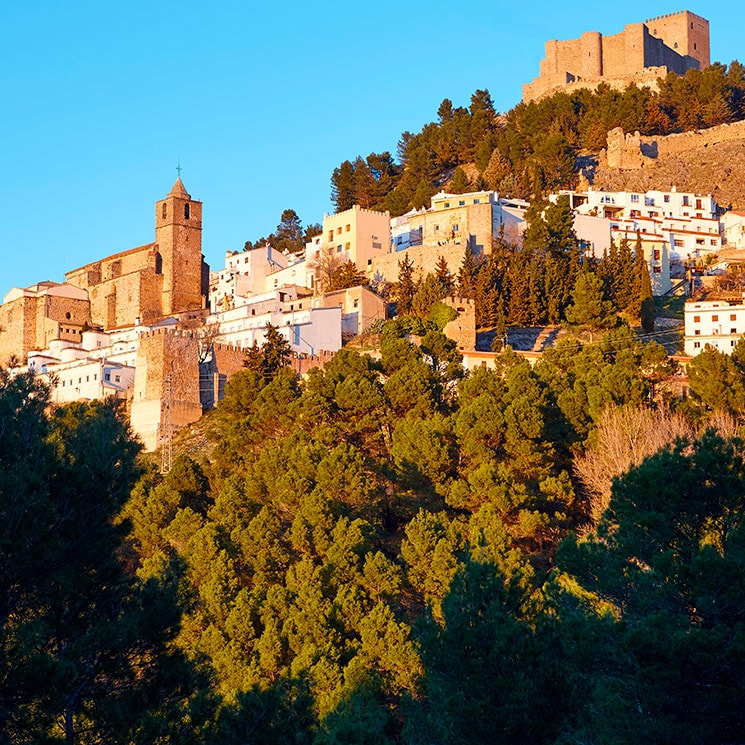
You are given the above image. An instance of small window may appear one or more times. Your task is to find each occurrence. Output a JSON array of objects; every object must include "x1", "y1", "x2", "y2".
[
  {"x1": 105, "y1": 373, "x2": 110, "y2": 381},
  {"x1": 653, "y1": 249, "x2": 661, "y2": 260},
  {"x1": 694, "y1": 341, "x2": 701, "y2": 348},
  {"x1": 444, "y1": 202, "x2": 450, "y2": 208},
  {"x1": 337, "y1": 245, "x2": 343, "y2": 253},
  {"x1": 694, "y1": 330, "x2": 700, "y2": 335},
  {"x1": 675, "y1": 239, "x2": 685, "y2": 247},
  {"x1": 65, "y1": 312, "x2": 71, "y2": 320},
  {"x1": 712, "y1": 315, "x2": 719, "y2": 322},
  {"x1": 336, "y1": 227, "x2": 342, "y2": 235},
  {"x1": 458, "y1": 200, "x2": 465, "y2": 206},
  {"x1": 631, "y1": 194, "x2": 639, "y2": 203},
  {"x1": 345, "y1": 224, "x2": 351, "y2": 232},
  {"x1": 162, "y1": 203, "x2": 167, "y2": 219},
  {"x1": 184, "y1": 203, "x2": 190, "y2": 219},
  {"x1": 732, "y1": 328, "x2": 738, "y2": 334},
  {"x1": 434, "y1": 225, "x2": 440, "y2": 232},
  {"x1": 694, "y1": 315, "x2": 700, "y2": 323},
  {"x1": 731, "y1": 314, "x2": 737, "y2": 321},
  {"x1": 115, "y1": 375, "x2": 120, "y2": 383},
  {"x1": 664, "y1": 195, "x2": 670, "y2": 203},
  {"x1": 473, "y1": 198, "x2": 480, "y2": 204},
  {"x1": 653, "y1": 266, "x2": 661, "y2": 274}
]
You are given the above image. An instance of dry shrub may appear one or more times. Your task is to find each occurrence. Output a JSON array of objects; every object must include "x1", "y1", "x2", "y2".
[{"x1": 575, "y1": 405, "x2": 694, "y2": 526}]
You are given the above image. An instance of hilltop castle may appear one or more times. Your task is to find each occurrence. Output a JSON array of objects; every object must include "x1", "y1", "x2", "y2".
[{"x1": 523, "y1": 10, "x2": 709, "y2": 102}]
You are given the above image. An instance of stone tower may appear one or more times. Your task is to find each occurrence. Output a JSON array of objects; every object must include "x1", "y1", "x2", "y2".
[
  {"x1": 646, "y1": 10, "x2": 709, "y2": 71},
  {"x1": 155, "y1": 178, "x2": 204, "y2": 315}
]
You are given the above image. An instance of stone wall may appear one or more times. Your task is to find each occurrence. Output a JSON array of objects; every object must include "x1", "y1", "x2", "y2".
[
  {"x1": 442, "y1": 296, "x2": 476, "y2": 351},
  {"x1": 130, "y1": 330, "x2": 202, "y2": 451},
  {"x1": 369, "y1": 243, "x2": 466, "y2": 285},
  {"x1": 0, "y1": 292, "x2": 91, "y2": 365},
  {"x1": 605, "y1": 120, "x2": 745, "y2": 170},
  {"x1": 523, "y1": 11, "x2": 708, "y2": 103}
]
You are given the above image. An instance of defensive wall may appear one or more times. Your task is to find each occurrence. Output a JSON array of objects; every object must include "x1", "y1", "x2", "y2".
[
  {"x1": 524, "y1": 11, "x2": 709, "y2": 102},
  {"x1": 369, "y1": 243, "x2": 466, "y2": 285},
  {"x1": 442, "y1": 297, "x2": 476, "y2": 351},
  {"x1": 604, "y1": 120, "x2": 745, "y2": 169}
]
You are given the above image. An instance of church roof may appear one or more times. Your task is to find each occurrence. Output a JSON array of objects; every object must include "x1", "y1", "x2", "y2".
[{"x1": 168, "y1": 177, "x2": 190, "y2": 200}]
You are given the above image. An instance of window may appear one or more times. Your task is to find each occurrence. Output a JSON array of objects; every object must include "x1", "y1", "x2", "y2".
[
  {"x1": 631, "y1": 194, "x2": 639, "y2": 203},
  {"x1": 336, "y1": 227, "x2": 342, "y2": 235},
  {"x1": 184, "y1": 203, "x2": 190, "y2": 219},
  {"x1": 683, "y1": 196, "x2": 689, "y2": 206},
  {"x1": 434, "y1": 225, "x2": 440, "y2": 232},
  {"x1": 337, "y1": 245, "x2": 343, "y2": 253},
  {"x1": 328, "y1": 230, "x2": 334, "y2": 241},
  {"x1": 473, "y1": 198, "x2": 480, "y2": 204},
  {"x1": 664, "y1": 194, "x2": 670, "y2": 203},
  {"x1": 653, "y1": 266, "x2": 661, "y2": 274},
  {"x1": 105, "y1": 373, "x2": 110, "y2": 381},
  {"x1": 452, "y1": 224, "x2": 459, "y2": 232},
  {"x1": 732, "y1": 329, "x2": 738, "y2": 334},
  {"x1": 345, "y1": 242, "x2": 351, "y2": 250},
  {"x1": 345, "y1": 224, "x2": 350, "y2": 232},
  {"x1": 444, "y1": 202, "x2": 450, "y2": 208},
  {"x1": 731, "y1": 314, "x2": 737, "y2": 321},
  {"x1": 353, "y1": 299, "x2": 359, "y2": 308},
  {"x1": 694, "y1": 341, "x2": 701, "y2": 349},
  {"x1": 712, "y1": 315, "x2": 719, "y2": 322},
  {"x1": 115, "y1": 375, "x2": 120, "y2": 383},
  {"x1": 653, "y1": 249, "x2": 661, "y2": 260},
  {"x1": 694, "y1": 329, "x2": 701, "y2": 335},
  {"x1": 675, "y1": 239, "x2": 685, "y2": 247},
  {"x1": 711, "y1": 239, "x2": 717, "y2": 245},
  {"x1": 459, "y1": 200, "x2": 465, "y2": 206},
  {"x1": 162, "y1": 203, "x2": 167, "y2": 219}
]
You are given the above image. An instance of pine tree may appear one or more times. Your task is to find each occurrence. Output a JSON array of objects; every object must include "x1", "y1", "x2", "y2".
[
  {"x1": 331, "y1": 160, "x2": 356, "y2": 212},
  {"x1": 434, "y1": 255, "x2": 455, "y2": 296},
  {"x1": 396, "y1": 255, "x2": 417, "y2": 316},
  {"x1": 449, "y1": 167, "x2": 471, "y2": 194},
  {"x1": 639, "y1": 258, "x2": 656, "y2": 333},
  {"x1": 458, "y1": 247, "x2": 477, "y2": 298}
]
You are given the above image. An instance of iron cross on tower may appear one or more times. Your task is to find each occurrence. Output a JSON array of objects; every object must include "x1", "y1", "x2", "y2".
[{"x1": 176, "y1": 159, "x2": 182, "y2": 178}]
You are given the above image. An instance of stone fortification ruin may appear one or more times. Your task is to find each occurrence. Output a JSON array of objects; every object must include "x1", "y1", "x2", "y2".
[
  {"x1": 523, "y1": 10, "x2": 709, "y2": 102},
  {"x1": 591, "y1": 118, "x2": 745, "y2": 211},
  {"x1": 604, "y1": 120, "x2": 745, "y2": 170}
]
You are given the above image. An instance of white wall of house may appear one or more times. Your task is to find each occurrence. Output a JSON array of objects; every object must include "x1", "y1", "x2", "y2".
[{"x1": 684, "y1": 297, "x2": 745, "y2": 356}]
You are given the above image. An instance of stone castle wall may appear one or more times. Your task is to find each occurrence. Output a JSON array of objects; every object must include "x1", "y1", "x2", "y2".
[
  {"x1": 130, "y1": 329, "x2": 203, "y2": 451},
  {"x1": 442, "y1": 296, "x2": 476, "y2": 351},
  {"x1": 369, "y1": 243, "x2": 466, "y2": 285},
  {"x1": 523, "y1": 11, "x2": 709, "y2": 103},
  {"x1": 605, "y1": 120, "x2": 745, "y2": 170}
]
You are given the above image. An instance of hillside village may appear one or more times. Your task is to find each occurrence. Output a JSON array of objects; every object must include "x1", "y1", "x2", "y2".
[
  {"x1": 8, "y1": 8, "x2": 745, "y2": 743},
  {"x1": 2, "y1": 9, "x2": 745, "y2": 452}
]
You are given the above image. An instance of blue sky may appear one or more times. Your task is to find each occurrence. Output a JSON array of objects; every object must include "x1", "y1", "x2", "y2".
[{"x1": 1, "y1": 2, "x2": 741, "y2": 292}]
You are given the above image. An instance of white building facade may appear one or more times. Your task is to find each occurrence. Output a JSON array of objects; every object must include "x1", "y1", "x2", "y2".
[{"x1": 684, "y1": 295, "x2": 745, "y2": 356}]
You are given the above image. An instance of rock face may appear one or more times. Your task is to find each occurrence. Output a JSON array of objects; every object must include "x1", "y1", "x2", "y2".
[{"x1": 591, "y1": 121, "x2": 745, "y2": 210}]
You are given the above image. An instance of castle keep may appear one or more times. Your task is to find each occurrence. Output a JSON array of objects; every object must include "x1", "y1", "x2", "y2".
[{"x1": 523, "y1": 10, "x2": 709, "y2": 102}]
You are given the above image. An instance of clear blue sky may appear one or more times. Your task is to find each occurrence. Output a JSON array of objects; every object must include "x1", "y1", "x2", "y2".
[{"x1": 1, "y1": 2, "x2": 740, "y2": 292}]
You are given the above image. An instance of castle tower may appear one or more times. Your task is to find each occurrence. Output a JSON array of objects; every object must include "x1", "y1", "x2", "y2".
[
  {"x1": 646, "y1": 10, "x2": 709, "y2": 71},
  {"x1": 155, "y1": 178, "x2": 205, "y2": 315}
]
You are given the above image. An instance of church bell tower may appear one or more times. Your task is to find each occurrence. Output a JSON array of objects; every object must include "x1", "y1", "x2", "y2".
[{"x1": 155, "y1": 177, "x2": 204, "y2": 315}]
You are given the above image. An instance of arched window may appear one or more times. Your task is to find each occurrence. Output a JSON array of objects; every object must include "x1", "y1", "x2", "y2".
[
  {"x1": 184, "y1": 203, "x2": 190, "y2": 219},
  {"x1": 162, "y1": 203, "x2": 167, "y2": 219}
]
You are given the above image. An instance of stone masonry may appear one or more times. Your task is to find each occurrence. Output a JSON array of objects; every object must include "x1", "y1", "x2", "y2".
[{"x1": 523, "y1": 11, "x2": 709, "y2": 102}]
